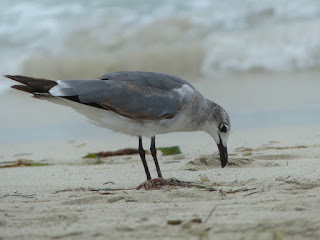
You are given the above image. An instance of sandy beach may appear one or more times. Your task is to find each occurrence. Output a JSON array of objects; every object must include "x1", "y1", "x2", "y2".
[{"x1": 1, "y1": 125, "x2": 320, "y2": 240}]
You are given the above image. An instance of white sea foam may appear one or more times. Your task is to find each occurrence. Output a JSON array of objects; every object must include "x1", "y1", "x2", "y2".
[
  {"x1": 1, "y1": 0, "x2": 320, "y2": 83},
  {"x1": 202, "y1": 20, "x2": 320, "y2": 75}
]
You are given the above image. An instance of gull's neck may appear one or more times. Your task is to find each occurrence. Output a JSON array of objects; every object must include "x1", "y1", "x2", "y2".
[{"x1": 187, "y1": 92, "x2": 214, "y2": 129}]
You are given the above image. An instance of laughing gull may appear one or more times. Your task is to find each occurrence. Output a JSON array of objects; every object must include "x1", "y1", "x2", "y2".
[{"x1": 5, "y1": 71, "x2": 230, "y2": 185}]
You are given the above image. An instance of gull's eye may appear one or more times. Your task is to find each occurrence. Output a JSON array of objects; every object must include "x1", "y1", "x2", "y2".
[{"x1": 220, "y1": 124, "x2": 228, "y2": 133}]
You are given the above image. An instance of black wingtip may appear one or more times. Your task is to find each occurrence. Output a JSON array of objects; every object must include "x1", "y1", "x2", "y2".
[
  {"x1": 11, "y1": 85, "x2": 35, "y2": 93},
  {"x1": 4, "y1": 75, "x2": 14, "y2": 79},
  {"x1": 4, "y1": 75, "x2": 26, "y2": 82}
]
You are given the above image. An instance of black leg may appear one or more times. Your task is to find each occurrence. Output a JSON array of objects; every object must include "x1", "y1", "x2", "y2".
[
  {"x1": 138, "y1": 136, "x2": 151, "y2": 180},
  {"x1": 150, "y1": 136, "x2": 163, "y2": 178}
]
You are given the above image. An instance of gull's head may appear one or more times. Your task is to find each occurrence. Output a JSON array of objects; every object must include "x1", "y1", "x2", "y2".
[{"x1": 203, "y1": 103, "x2": 231, "y2": 168}]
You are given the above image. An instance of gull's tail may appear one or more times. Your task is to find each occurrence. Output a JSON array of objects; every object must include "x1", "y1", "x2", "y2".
[{"x1": 4, "y1": 75, "x2": 57, "y2": 94}]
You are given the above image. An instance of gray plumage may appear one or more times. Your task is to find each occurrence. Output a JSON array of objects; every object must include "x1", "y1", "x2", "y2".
[{"x1": 47, "y1": 71, "x2": 194, "y2": 120}]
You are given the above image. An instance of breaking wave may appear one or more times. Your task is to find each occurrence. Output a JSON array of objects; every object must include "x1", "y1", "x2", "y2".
[{"x1": 1, "y1": 0, "x2": 320, "y2": 80}]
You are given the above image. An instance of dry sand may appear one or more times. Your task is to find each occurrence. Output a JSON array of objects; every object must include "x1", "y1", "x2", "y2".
[{"x1": 1, "y1": 125, "x2": 320, "y2": 240}]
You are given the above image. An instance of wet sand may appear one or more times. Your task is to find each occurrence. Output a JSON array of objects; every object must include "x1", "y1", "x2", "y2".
[{"x1": 1, "y1": 125, "x2": 320, "y2": 240}]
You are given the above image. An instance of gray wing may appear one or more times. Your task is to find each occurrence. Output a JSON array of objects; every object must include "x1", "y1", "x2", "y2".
[
  {"x1": 50, "y1": 71, "x2": 194, "y2": 120},
  {"x1": 99, "y1": 71, "x2": 194, "y2": 89}
]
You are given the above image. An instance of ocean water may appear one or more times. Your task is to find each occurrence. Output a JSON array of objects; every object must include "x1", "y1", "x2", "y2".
[
  {"x1": 1, "y1": 0, "x2": 320, "y2": 79},
  {"x1": 1, "y1": 0, "x2": 320, "y2": 143}
]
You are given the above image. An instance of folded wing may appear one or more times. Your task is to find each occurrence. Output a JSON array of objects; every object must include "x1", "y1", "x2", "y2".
[{"x1": 50, "y1": 72, "x2": 194, "y2": 120}]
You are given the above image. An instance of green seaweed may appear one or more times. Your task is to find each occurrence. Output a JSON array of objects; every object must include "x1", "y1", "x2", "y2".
[
  {"x1": 0, "y1": 160, "x2": 48, "y2": 168},
  {"x1": 157, "y1": 146, "x2": 181, "y2": 156},
  {"x1": 28, "y1": 162, "x2": 49, "y2": 167},
  {"x1": 82, "y1": 153, "x2": 99, "y2": 159}
]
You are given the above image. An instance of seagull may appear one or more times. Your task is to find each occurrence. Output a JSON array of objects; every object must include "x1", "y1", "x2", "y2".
[{"x1": 5, "y1": 71, "x2": 230, "y2": 188}]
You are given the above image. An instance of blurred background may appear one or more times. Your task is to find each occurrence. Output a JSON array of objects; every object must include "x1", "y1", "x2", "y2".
[{"x1": 0, "y1": 0, "x2": 320, "y2": 146}]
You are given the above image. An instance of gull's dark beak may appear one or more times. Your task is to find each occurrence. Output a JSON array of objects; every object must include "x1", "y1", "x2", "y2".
[{"x1": 217, "y1": 136, "x2": 228, "y2": 168}]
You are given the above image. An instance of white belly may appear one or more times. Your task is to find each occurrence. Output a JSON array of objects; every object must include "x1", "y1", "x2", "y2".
[{"x1": 48, "y1": 97, "x2": 192, "y2": 137}]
